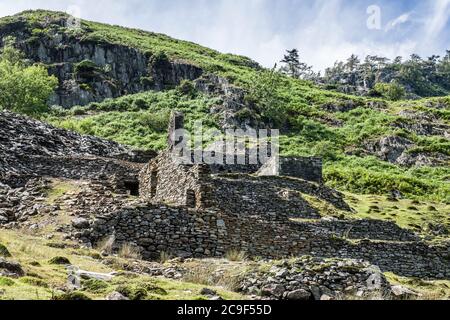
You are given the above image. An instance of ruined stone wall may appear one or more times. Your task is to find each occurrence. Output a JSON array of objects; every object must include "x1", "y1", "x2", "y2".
[
  {"x1": 299, "y1": 219, "x2": 420, "y2": 242},
  {"x1": 139, "y1": 152, "x2": 211, "y2": 208},
  {"x1": 1, "y1": 156, "x2": 142, "y2": 190},
  {"x1": 79, "y1": 204, "x2": 450, "y2": 279},
  {"x1": 258, "y1": 157, "x2": 323, "y2": 183},
  {"x1": 278, "y1": 157, "x2": 323, "y2": 183},
  {"x1": 309, "y1": 238, "x2": 450, "y2": 279},
  {"x1": 139, "y1": 162, "x2": 349, "y2": 219},
  {"x1": 204, "y1": 174, "x2": 351, "y2": 218}
]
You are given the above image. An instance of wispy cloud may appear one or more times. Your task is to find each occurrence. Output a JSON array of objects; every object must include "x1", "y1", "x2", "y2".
[{"x1": 425, "y1": 0, "x2": 450, "y2": 39}]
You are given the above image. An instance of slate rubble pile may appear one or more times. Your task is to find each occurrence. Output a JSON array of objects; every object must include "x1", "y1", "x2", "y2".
[
  {"x1": 239, "y1": 257, "x2": 392, "y2": 300},
  {"x1": 0, "y1": 178, "x2": 52, "y2": 225}
]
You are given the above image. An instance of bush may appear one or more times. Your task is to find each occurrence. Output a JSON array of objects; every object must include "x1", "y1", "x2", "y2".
[
  {"x1": 373, "y1": 82, "x2": 406, "y2": 101},
  {"x1": 149, "y1": 50, "x2": 169, "y2": 69},
  {"x1": 19, "y1": 277, "x2": 49, "y2": 288},
  {"x1": 82, "y1": 278, "x2": 110, "y2": 294},
  {"x1": 74, "y1": 59, "x2": 99, "y2": 74},
  {"x1": 118, "y1": 243, "x2": 142, "y2": 260},
  {"x1": 115, "y1": 282, "x2": 167, "y2": 300},
  {"x1": 225, "y1": 250, "x2": 247, "y2": 262},
  {"x1": 177, "y1": 80, "x2": 197, "y2": 97},
  {"x1": 0, "y1": 276, "x2": 15, "y2": 286}
]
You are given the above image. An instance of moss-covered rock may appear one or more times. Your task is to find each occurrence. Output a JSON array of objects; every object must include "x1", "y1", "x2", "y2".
[
  {"x1": 48, "y1": 256, "x2": 71, "y2": 265},
  {"x1": 0, "y1": 243, "x2": 11, "y2": 257},
  {"x1": 19, "y1": 276, "x2": 49, "y2": 288},
  {"x1": 0, "y1": 276, "x2": 15, "y2": 286},
  {"x1": 52, "y1": 291, "x2": 92, "y2": 300},
  {"x1": 82, "y1": 278, "x2": 110, "y2": 294}
]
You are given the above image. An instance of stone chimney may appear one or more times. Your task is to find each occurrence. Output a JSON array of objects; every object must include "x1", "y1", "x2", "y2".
[{"x1": 168, "y1": 111, "x2": 185, "y2": 152}]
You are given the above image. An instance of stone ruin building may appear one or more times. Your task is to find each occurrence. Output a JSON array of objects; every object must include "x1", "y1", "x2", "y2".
[
  {"x1": 90, "y1": 111, "x2": 444, "y2": 280},
  {"x1": 139, "y1": 112, "x2": 327, "y2": 218},
  {"x1": 3, "y1": 110, "x2": 446, "y2": 280}
]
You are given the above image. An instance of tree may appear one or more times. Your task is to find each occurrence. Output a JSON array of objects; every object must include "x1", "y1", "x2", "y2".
[
  {"x1": 0, "y1": 40, "x2": 58, "y2": 116},
  {"x1": 373, "y1": 82, "x2": 406, "y2": 101},
  {"x1": 246, "y1": 64, "x2": 286, "y2": 125},
  {"x1": 280, "y1": 49, "x2": 301, "y2": 78},
  {"x1": 279, "y1": 49, "x2": 317, "y2": 80},
  {"x1": 345, "y1": 54, "x2": 361, "y2": 86}
]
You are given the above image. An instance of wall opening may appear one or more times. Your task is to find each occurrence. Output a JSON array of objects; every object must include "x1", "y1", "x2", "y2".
[
  {"x1": 124, "y1": 180, "x2": 140, "y2": 196},
  {"x1": 186, "y1": 189, "x2": 197, "y2": 208},
  {"x1": 150, "y1": 170, "x2": 158, "y2": 198}
]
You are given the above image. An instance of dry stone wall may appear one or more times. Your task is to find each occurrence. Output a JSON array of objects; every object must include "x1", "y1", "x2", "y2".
[
  {"x1": 78, "y1": 204, "x2": 450, "y2": 279},
  {"x1": 300, "y1": 219, "x2": 420, "y2": 242},
  {"x1": 206, "y1": 174, "x2": 351, "y2": 218}
]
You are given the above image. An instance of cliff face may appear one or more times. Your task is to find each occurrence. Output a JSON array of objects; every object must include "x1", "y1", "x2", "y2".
[{"x1": 0, "y1": 14, "x2": 203, "y2": 107}]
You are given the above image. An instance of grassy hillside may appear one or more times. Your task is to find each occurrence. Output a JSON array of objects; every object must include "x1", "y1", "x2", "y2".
[
  {"x1": 2, "y1": 10, "x2": 449, "y2": 204},
  {"x1": 48, "y1": 89, "x2": 450, "y2": 203}
]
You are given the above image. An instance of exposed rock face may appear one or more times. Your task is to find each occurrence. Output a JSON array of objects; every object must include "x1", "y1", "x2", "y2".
[
  {"x1": 394, "y1": 110, "x2": 450, "y2": 138},
  {"x1": 366, "y1": 136, "x2": 414, "y2": 163},
  {"x1": 0, "y1": 16, "x2": 203, "y2": 108},
  {"x1": 364, "y1": 135, "x2": 449, "y2": 167},
  {"x1": 195, "y1": 74, "x2": 261, "y2": 129}
]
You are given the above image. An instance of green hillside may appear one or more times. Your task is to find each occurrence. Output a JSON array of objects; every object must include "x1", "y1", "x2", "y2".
[{"x1": 1, "y1": 10, "x2": 449, "y2": 203}]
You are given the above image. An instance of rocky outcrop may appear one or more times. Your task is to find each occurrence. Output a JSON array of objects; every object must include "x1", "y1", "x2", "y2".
[
  {"x1": 195, "y1": 74, "x2": 261, "y2": 129},
  {"x1": 395, "y1": 110, "x2": 450, "y2": 138},
  {"x1": 364, "y1": 135, "x2": 449, "y2": 167},
  {"x1": 0, "y1": 15, "x2": 203, "y2": 107},
  {"x1": 365, "y1": 136, "x2": 414, "y2": 163},
  {"x1": 0, "y1": 258, "x2": 25, "y2": 278}
]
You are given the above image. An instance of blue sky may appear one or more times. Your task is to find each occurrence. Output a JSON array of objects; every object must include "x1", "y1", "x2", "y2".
[{"x1": 0, "y1": 0, "x2": 449, "y2": 71}]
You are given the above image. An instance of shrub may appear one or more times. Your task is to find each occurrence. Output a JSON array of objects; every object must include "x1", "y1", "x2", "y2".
[
  {"x1": 177, "y1": 80, "x2": 197, "y2": 97},
  {"x1": 74, "y1": 59, "x2": 99, "y2": 74},
  {"x1": 0, "y1": 42, "x2": 58, "y2": 115},
  {"x1": 19, "y1": 277, "x2": 49, "y2": 288},
  {"x1": 118, "y1": 243, "x2": 142, "y2": 260},
  {"x1": 149, "y1": 50, "x2": 169, "y2": 69},
  {"x1": 0, "y1": 276, "x2": 15, "y2": 286},
  {"x1": 225, "y1": 250, "x2": 247, "y2": 262},
  {"x1": 82, "y1": 278, "x2": 110, "y2": 294},
  {"x1": 96, "y1": 235, "x2": 115, "y2": 254},
  {"x1": 373, "y1": 82, "x2": 406, "y2": 101}
]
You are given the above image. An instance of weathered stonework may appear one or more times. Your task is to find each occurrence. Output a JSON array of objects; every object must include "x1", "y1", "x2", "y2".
[
  {"x1": 139, "y1": 111, "x2": 328, "y2": 217},
  {"x1": 79, "y1": 204, "x2": 450, "y2": 279}
]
